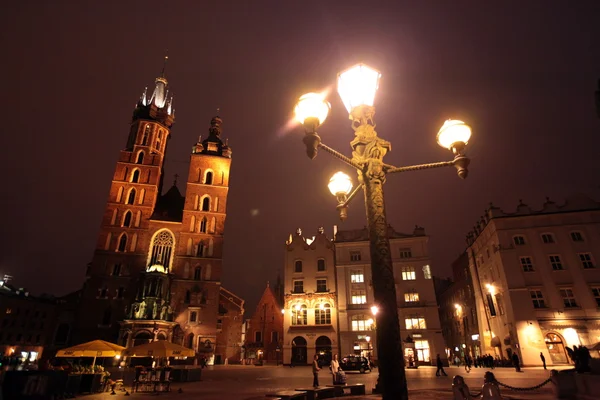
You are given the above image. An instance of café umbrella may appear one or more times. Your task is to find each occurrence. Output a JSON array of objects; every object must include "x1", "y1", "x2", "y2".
[
  {"x1": 55, "y1": 340, "x2": 126, "y2": 367},
  {"x1": 125, "y1": 340, "x2": 196, "y2": 358}
]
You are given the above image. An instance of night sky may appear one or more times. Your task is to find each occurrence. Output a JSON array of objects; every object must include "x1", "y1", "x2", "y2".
[{"x1": 2, "y1": 1, "x2": 600, "y2": 313}]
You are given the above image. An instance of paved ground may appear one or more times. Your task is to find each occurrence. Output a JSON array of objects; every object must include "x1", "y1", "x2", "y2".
[{"x1": 87, "y1": 364, "x2": 562, "y2": 400}]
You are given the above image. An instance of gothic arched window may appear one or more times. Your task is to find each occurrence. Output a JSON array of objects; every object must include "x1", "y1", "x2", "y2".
[
  {"x1": 136, "y1": 152, "x2": 144, "y2": 164},
  {"x1": 200, "y1": 218, "x2": 207, "y2": 233},
  {"x1": 194, "y1": 267, "x2": 201, "y2": 280},
  {"x1": 148, "y1": 230, "x2": 175, "y2": 270},
  {"x1": 205, "y1": 171, "x2": 213, "y2": 185},
  {"x1": 117, "y1": 234, "x2": 127, "y2": 252},
  {"x1": 142, "y1": 125, "x2": 150, "y2": 145},
  {"x1": 123, "y1": 211, "x2": 132, "y2": 227},
  {"x1": 127, "y1": 188, "x2": 136, "y2": 205},
  {"x1": 197, "y1": 242, "x2": 205, "y2": 257},
  {"x1": 131, "y1": 169, "x2": 140, "y2": 183},
  {"x1": 202, "y1": 197, "x2": 210, "y2": 211}
]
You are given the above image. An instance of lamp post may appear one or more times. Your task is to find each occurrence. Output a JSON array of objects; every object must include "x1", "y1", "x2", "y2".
[{"x1": 294, "y1": 63, "x2": 473, "y2": 400}]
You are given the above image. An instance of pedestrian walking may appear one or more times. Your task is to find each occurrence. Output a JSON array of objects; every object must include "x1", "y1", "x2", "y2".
[
  {"x1": 540, "y1": 352, "x2": 546, "y2": 370},
  {"x1": 330, "y1": 354, "x2": 341, "y2": 384},
  {"x1": 312, "y1": 354, "x2": 321, "y2": 387},
  {"x1": 464, "y1": 355, "x2": 471, "y2": 373},
  {"x1": 436, "y1": 354, "x2": 448, "y2": 376},
  {"x1": 512, "y1": 352, "x2": 521, "y2": 372}
]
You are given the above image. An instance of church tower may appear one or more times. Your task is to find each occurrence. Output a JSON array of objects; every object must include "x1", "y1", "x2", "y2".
[{"x1": 75, "y1": 58, "x2": 175, "y2": 343}]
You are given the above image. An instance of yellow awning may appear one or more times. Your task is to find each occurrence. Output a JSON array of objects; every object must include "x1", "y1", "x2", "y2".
[
  {"x1": 55, "y1": 340, "x2": 126, "y2": 358},
  {"x1": 125, "y1": 340, "x2": 196, "y2": 358}
]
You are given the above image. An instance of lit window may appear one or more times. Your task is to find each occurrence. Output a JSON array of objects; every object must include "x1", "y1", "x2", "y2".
[
  {"x1": 578, "y1": 253, "x2": 595, "y2": 269},
  {"x1": 317, "y1": 259, "x2": 326, "y2": 272},
  {"x1": 293, "y1": 280, "x2": 304, "y2": 294},
  {"x1": 350, "y1": 251, "x2": 362, "y2": 261},
  {"x1": 414, "y1": 340, "x2": 430, "y2": 362},
  {"x1": 351, "y1": 315, "x2": 373, "y2": 331},
  {"x1": 401, "y1": 266, "x2": 416, "y2": 281},
  {"x1": 291, "y1": 305, "x2": 307, "y2": 325},
  {"x1": 399, "y1": 248, "x2": 412, "y2": 259},
  {"x1": 541, "y1": 233, "x2": 555, "y2": 244},
  {"x1": 405, "y1": 317, "x2": 427, "y2": 330},
  {"x1": 350, "y1": 271, "x2": 364, "y2": 283},
  {"x1": 591, "y1": 287, "x2": 600, "y2": 307},
  {"x1": 351, "y1": 290, "x2": 366, "y2": 304},
  {"x1": 549, "y1": 255, "x2": 563, "y2": 270},
  {"x1": 530, "y1": 290, "x2": 546, "y2": 308},
  {"x1": 560, "y1": 289, "x2": 578, "y2": 308},
  {"x1": 570, "y1": 231, "x2": 584, "y2": 242},
  {"x1": 520, "y1": 257, "x2": 534, "y2": 272},
  {"x1": 513, "y1": 236, "x2": 526, "y2": 246},
  {"x1": 404, "y1": 291, "x2": 419, "y2": 303},
  {"x1": 315, "y1": 303, "x2": 331, "y2": 325},
  {"x1": 294, "y1": 261, "x2": 303, "y2": 273},
  {"x1": 149, "y1": 230, "x2": 175, "y2": 269},
  {"x1": 316, "y1": 279, "x2": 327, "y2": 293},
  {"x1": 422, "y1": 265, "x2": 432, "y2": 279}
]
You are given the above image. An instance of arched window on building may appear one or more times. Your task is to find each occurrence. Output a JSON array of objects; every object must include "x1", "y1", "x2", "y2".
[
  {"x1": 117, "y1": 234, "x2": 128, "y2": 252},
  {"x1": 210, "y1": 217, "x2": 216, "y2": 233},
  {"x1": 202, "y1": 196, "x2": 210, "y2": 211},
  {"x1": 214, "y1": 197, "x2": 219, "y2": 212},
  {"x1": 142, "y1": 125, "x2": 151, "y2": 145},
  {"x1": 205, "y1": 171, "x2": 213, "y2": 185},
  {"x1": 122, "y1": 211, "x2": 132, "y2": 227},
  {"x1": 136, "y1": 151, "x2": 144, "y2": 164},
  {"x1": 127, "y1": 188, "x2": 136, "y2": 205},
  {"x1": 116, "y1": 187, "x2": 124, "y2": 203},
  {"x1": 194, "y1": 195, "x2": 199, "y2": 210},
  {"x1": 190, "y1": 216, "x2": 196, "y2": 232},
  {"x1": 194, "y1": 267, "x2": 201, "y2": 281},
  {"x1": 111, "y1": 209, "x2": 118, "y2": 225},
  {"x1": 186, "y1": 238, "x2": 193, "y2": 256},
  {"x1": 131, "y1": 169, "x2": 140, "y2": 183},
  {"x1": 197, "y1": 241, "x2": 205, "y2": 257},
  {"x1": 291, "y1": 304, "x2": 307, "y2": 326},
  {"x1": 200, "y1": 218, "x2": 207, "y2": 233},
  {"x1": 148, "y1": 230, "x2": 175, "y2": 270},
  {"x1": 315, "y1": 303, "x2": 331, "y2": 325}
]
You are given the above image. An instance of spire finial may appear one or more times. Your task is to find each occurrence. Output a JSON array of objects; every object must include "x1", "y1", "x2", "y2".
[{"x1": 161, "y1": 52, "x2": 169, "y2": 78}]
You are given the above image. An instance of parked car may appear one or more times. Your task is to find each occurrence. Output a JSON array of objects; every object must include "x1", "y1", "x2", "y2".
[{"x1": 340, "y1": 355, "x2": 371, "y2": 373}]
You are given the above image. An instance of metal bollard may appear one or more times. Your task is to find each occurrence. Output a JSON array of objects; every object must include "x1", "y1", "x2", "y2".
[
  {"x1": 482, "y1": 372, "x2": 501, "y2": 400},
  {"x1": 452, "y1": 375, "x2": 473, "y2": 400}
]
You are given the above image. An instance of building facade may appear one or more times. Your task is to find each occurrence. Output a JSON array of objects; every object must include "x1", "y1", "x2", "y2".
[
  {"x1": 436, "y1": 251, "x2": 481, "y2": 362},
  {"x1": 215, "y1": 287, "x2": 245, "y2": 364},
  {"x1": 74, "y1": 61, "x2": 243, "y2": 364},
  {"x1": 334, "y1": 225, "x2": 445, "y2": 366},
  {"x1": 282, "y1": 228, "x2": 338, "y2": 365},
  {"x1": 466, "y1": 195, "x2": 600, "y2": 367},
  {"x1": 244, "y1": 282, "x2": 284, "y2": 365}
]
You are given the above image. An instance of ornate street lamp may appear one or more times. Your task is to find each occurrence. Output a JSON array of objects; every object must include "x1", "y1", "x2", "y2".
[{"x1": 294, "y1": 63, "x2": 473, "y2": 399}]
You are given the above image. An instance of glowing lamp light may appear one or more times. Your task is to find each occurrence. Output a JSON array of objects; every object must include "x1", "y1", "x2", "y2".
[
  {"x1": 366, "y1": 336, "x2": 371, "y2": 343},
  {"x1": 436, "y1": 120, "x2": 472, "y2": 150},
  {"x1": 367, "y1": 318, "x2": 374, "y2": 326},
  {"x1": 281, "y1": 309, "x2": 285, "y2": 314},
  {"x1": 295, "y1": 304, "x2": 301, "y2": 311},
  {"x1": 485, "y1": 283, "x2": 496, "y2": 295},
  {"x1": 454, "y1": 303, "x2": 462, "y2": 310},
  {"x1": 319, "y1": 303, "x2": 325, "y2": 310},
  {"x1": 115, "y1": 354, "x2": 121, "y2": 359},
  {"x1": 294, "y1": 92, "x2": 331, "y2": 126},
  {"x1": 328, "y1": 171, "x2": 353, "y2": 196},
  {"x1": 370, "y1": 305, "x2": 379, "y2": 316},
  {"x1": 337, "y1": 63, "x2": 382, "y2": 113}
]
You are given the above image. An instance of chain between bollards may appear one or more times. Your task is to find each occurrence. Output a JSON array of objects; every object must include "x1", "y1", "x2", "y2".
[{"x1": 495, "y1": 377, "x2": 553, "y2": 391}]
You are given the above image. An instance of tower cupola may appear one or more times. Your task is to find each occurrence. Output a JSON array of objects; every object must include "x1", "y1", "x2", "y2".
[{"x1": 132, "y1": 56, "x2": 175, "y2": 128}]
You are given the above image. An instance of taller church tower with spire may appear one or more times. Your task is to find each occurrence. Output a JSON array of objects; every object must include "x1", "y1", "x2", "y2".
[{"x1": 75, "y1": 59, "x2": 241, "y2": 363}]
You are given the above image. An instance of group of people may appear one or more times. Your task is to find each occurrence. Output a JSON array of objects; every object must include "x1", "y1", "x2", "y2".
[
  {"x1": 436, "y1": 352, "x2": 512, "y2": 377},
  {"x1": 311, "y1": 354, "x2": 342, "y2": 388}
]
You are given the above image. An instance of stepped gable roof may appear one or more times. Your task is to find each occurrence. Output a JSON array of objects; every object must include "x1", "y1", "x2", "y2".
[{"x1": 151, "y1": 184, "x2": 185, "y2": 222}]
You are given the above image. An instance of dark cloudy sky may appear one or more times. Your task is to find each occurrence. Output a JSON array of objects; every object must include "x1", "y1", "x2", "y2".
[{"x1": 1, "y1": 1, "x2": 599, "y2": 312}]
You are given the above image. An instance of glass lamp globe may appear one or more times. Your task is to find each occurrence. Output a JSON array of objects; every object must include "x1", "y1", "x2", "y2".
[
  {"x1": 337, "y1": 64, "x2": 382, "y2": 113},
  {"x1": 294, "y1": 93, "x2": 331, "y2": 126},
  {"x1": 436, "y1": 119, "x2": 472, "y2": 150},
  {"x1": 328, "y1": 172, "x2": 353, "y2": 196},
  {"x1": 370, "y1": 305, "x2": 379, "y2": 316}
]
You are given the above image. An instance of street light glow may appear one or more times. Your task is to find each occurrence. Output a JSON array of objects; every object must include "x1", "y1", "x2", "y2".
[
  {"x1": 371, "y1": 305, "x2": 379, "y2": 316},
  {"x1": 294, "y1": 92, "x2": 330, "y2": 126},
  {"x1": 281, "y1": 309, "x2": 285, "y2": 314},
  {"x1": 328, "y1": 171, "x2": 353, "y2": 196},
  {"x1": 485, "y1": 283, "x2": 496, "y2": 294},
  {"x1": 337, "y1": 63, "x2": 381, "y2": 113},
  {"x1": 436, "y1": 119, "x2": 472, "y2": 151}
]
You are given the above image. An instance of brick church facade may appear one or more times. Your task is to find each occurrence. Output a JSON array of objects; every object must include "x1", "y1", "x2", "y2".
[{"x1": 74, "y1": 60, "x2": 243, "y2": 364}]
